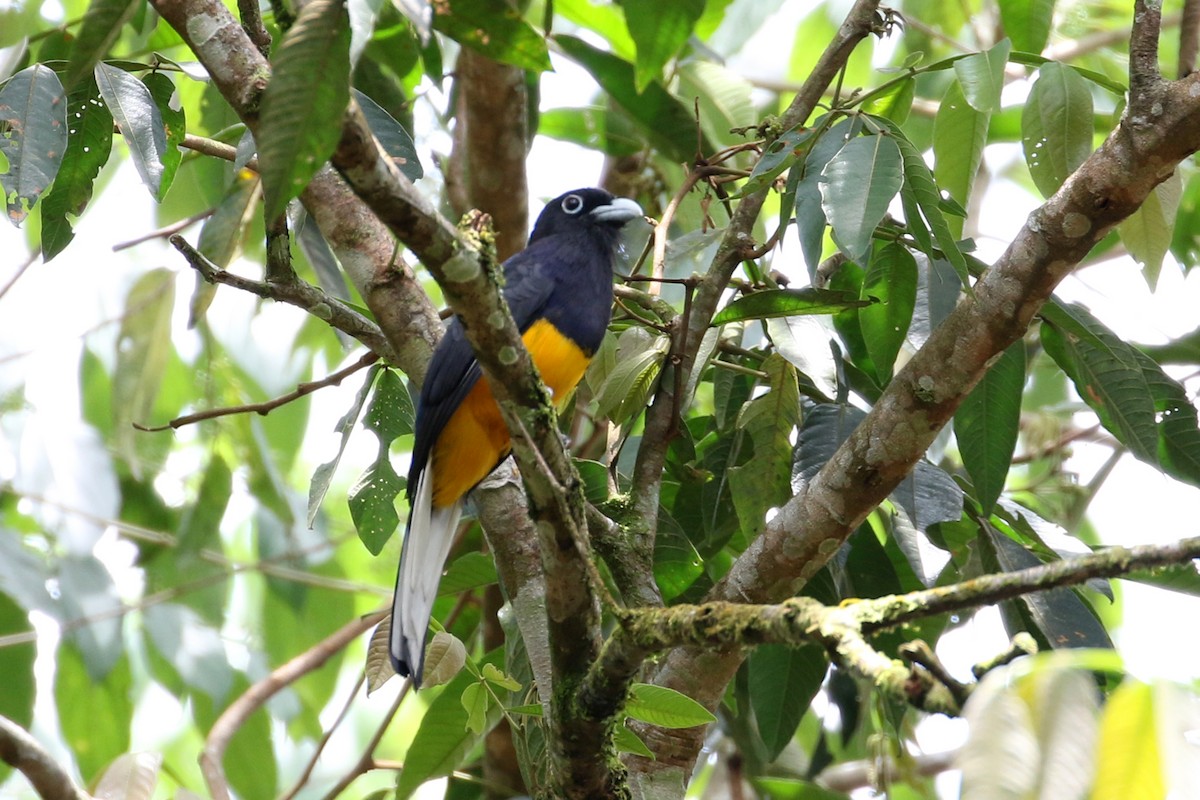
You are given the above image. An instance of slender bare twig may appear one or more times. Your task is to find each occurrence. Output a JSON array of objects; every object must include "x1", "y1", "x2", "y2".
[
  {"x1": 201, "y1": 611, "x2": 387, "y2": 800},
  {"x1": 0, "y1": 716, "x2": 92, "y2": 800},
  {"x1": 112, "y1": 209, "x2": 214, "y2": 251},
  {"x1": 316, "y1": 681, "x2": 408, "y2": 800},
  {"x1": 135, "y1": 351, "x2": 379, "y2": 432},
  {"x1": 278, "y1": 672, "x2": 366, "y2": 800},
  {"x1": 236, "y1": 0, "x2": 271, "y2": 56},
  {"x1": 0, "y1": 249, "x2": 39, "y2": 303}
]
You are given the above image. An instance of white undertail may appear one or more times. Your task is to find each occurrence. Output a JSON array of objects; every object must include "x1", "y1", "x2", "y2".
[{"x1": 390, "y1": 460, "x2": 462, "y2": 686}]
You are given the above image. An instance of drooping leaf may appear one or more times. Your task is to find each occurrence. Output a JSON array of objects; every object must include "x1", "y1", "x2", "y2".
[
  {"x1": 258, "y1": 0, "x2": 351, "y2": 220},
  {"x1": 794, "y1": 404, "x2": 866, "y2": 488},
  {"x1": 1119, "y1": 169, "x2": 1182, "y2": 290},
  {"x1": 431, "y1": 0, "x2": 551, "y2": 72},
  {"x1": 858, "y1": 242, "x2": 918, "y2": 383},
  {"x1": 622, "y1": 0, "x2": 705, "y2": 91},
  {"x1": 626, "y1": 683, "x2": 716, "y2": 729},
  {"x1": 352, "y1": 88, "x2": 422, "y2": 180},
  {"x1": 955, "y1": 341, "x2": 1025, "y2": 514},
  {"x1": 94, "y1": 62, "x2": 167, "y2": 198},
  {"x1": 934, "y1": 79, "x2": 990, "y2": 239},
  {"x1": 62, "y1": 0, "x2": 140, "y2": 89},
  {"x1": 1021, "y1": 62, "x2": 1093, "y2": 198},
  {"x1": 142, "y1": 603, "x2": 233, "y2": 703},
  {"x1": 819, "y1": 133, "x2": 904, "y2": 264},
  {"x1": 177, "y1": 454, "x2": 232, "y2": 555},
  {"x1": 749, "y1": 643, "x2": 827, "y2": 761},
  {"x1": 439, "y1": 550, "x2": 498, "y2": 596},
  {"x1": 308, "y1": 364, "x2": 381, "y2": 526},
  {"x1": 54, "y1": 644, "x2": 132, "y2": 782},
  {"x1": 711, "y1": 288, "x2": 873, "y2": 326},
  {"x1": 113, "y1": 269, "x2": 176, "y2": 477},
  {"x1": 555, "y1": 34, "x2": 710, "y2": 163},
  {"x1": 794, "y1": 117, "x2": 860, "y2": 276},
  {"x1": 1091, "y1": 681, "x2": 1165, "y2": 800},
  {"x1": 958, "y1": 673, "x2": 1039, "y2": 798},
  {"x1": 1029, "y1": 668, "x2": 1100, "y2": 800},
  {"x1": 952, "y1": 39, "x2": 1011, "y2": 113},
  {"x1": 39, "y1": 74, "x2": 112, "y2": 258},
  {"x1": 981, "y1": 523, "x2": 1112, "y2": 650},
  {"x1": 872, "y1": 115, "x2": 972, "y2": 286},
  {"x1": 728, "y1": 355, "x2": 800, "y2": 541},
  {"x1": 93, "y1": 752, "x2": 162, "y2": 800},
  {"x1": 0, "y1": 64, "x2": 67, "y2": 225},
  {"x1": 0, "y1": 591, "x2": 36, "y2": 754},
  {"x1": 1040, "y1": 300, "x2": 1159, "y2": 466},
  {"x1": 593, "y1": 326, "x2": 670, "y2": 424},
  {"x1": 736, "y1": 126, "x2": 814, "y2": 198},
  {"x1": 142, "y1": 71, "x2": 186, "y2": 201},
  {"x1": 348, "y1": 368, "x2": 413, "y2": 554},
  {"x1": 998, "y1": 0, "x2": 1057, "y2": 55}
]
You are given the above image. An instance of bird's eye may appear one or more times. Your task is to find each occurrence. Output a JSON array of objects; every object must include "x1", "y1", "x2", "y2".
[{"x1": 561, "y1": 194, "x2": 584, "y2": 214}]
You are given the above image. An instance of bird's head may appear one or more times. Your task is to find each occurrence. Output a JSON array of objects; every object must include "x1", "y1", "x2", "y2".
[{"x1": 528, "y1": 188, "x2": 643, "y2": 244}]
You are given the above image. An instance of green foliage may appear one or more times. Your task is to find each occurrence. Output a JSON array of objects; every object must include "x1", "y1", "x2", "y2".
[{"x1": 4, "y1": 0, "x2": 1200, "y2": 798}]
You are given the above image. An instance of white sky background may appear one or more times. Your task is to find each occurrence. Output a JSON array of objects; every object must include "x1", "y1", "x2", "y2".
[{"x1": 3, "y1": 0, "x2": 1200, "y2": 796}]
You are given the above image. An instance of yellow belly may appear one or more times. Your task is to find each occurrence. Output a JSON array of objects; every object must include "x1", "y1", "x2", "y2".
[{"x1": 429, "y1": 319, "x2": 591, "y2": 507}]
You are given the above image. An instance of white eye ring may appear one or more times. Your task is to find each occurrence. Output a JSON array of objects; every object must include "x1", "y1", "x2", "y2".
[{"x1": 561, "y1": 194, "x2": 584, "y2": 214}]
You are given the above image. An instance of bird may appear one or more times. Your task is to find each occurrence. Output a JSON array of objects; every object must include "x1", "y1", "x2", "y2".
[{"x1": 390, "y1": 187, "x2": 644, "y2": 686}]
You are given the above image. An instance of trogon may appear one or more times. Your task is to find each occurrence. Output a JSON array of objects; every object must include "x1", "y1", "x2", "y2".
[{"x1": 391, "y1": 187, "x2": 643, "y2": 685}]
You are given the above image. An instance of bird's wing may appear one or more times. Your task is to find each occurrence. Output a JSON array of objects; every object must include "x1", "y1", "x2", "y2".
[{"x1": 407, "y1": 248, "x2": 555, "y2": 488}]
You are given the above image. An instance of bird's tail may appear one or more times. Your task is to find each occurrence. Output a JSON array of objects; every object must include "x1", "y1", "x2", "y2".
[{"x1": 390, "y1": 461, "x2": 462, "y2": 687}]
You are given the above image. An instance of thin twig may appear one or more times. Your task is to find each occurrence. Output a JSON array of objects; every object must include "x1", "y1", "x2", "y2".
[
  {"x1": 112, "y1": 209, "x2": 213, "y2": 252},
  {"x1": 201, "y1": 611, "x2": 388, "y2": 800},
  {"x1": 317, "y1": 683, "x2": 408, "y2": 800},
  {"x1": 278, "y1": 672, "x2": 366, "y2": 800},
  {"x1": 134, "y1": 351, "x2": 378, "y2": 431},
  {"x1": 0, "y1": 249, "x2": 39, "y2": 303},
  {"x1": 236, "y1": 0, "x2": 271, "y2": 56}
]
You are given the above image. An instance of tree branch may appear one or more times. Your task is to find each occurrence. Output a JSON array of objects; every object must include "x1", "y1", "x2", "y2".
[
  {"x1": 166, "y1": 234, "x2": 397, "y2": 362},
  {"x1": 0, "y1": 715, "x2": 92, "y2": 800},
  {"x1": 200, "y1": 611, "x2": 386, "y2": 800}
]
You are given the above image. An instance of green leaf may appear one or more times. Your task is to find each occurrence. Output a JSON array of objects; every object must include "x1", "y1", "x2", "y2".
[
  {"x1": 348, "y1": 368, "x2": 412, "y2": 554},
  {"x1": 0, "y1": 64, "x2": 67, "y2": 225},
  {"x1": 872, "y1": 115, "x2": 972, "y2": 286},
  {"x1": 677, "y1": 60, "x2": 755, "y2": 148},
  {"x1": 432, "y1": 0, "x2": 551, "y2": 72},
  {"x1": 952, "y1": 39, "x2": 1011, "y2": 113},
  {"x1": 55, "y1": 643, "x2": 132, "y2": 782},
  {"x1": 396, "y1": 651, "x2": 504, "y2": 799},
  {"x1": 819, "y1": 133, "x2": 903, "y2": 264},
  {"x1": 614, "y1": 722, "x2": 654, "y2": 758},
  {"x1": 737, "y1": 126, "x2": 815, "y2": 198},
  {"x1": 981, "y1": 523, "x2": 1112, "y2": 650},
  {"x1": 94, "y1": 62, "x2": 167, "y2": 198},
  {"x1": 933, "y1": 78, "x2": 990, "y2": 239},
  {"x1": 142, "y1": 71, "x2": 186, "y2": 201},
  {"x1": 998, "y1": 0, "x2": 1056, "y2": 54},
  {"x1": 1092, "y1": 681, "x2": 1164, "y2": 800},
  {"x1": 1021, "y1": 62, "x2": 1093, "y2": 198},
  {"x1": 177, "y1": 454, "x2": 232, "y2": 555},
  {"x1": 623, "y1": 0, "x2": 704, "y2": 91},
  {"x1": 1123, "y1": 560, "x2": 1200, "y2": 598},
  {"x1": 1040, "y1": 301, "x2": 1158, "y2": 465},
  {"x1": 859, "y1": 242, "x2": 918, "y2": 383},
  {"x1": 39, "y1": 74, "x2": 113, "y2": 259},
  {"x1": 955, "y1": 341, "x2": 1025, "y2": 514},
  {"x1": 749, "y1": 643, "x2": 827, "y2": 761},
  {"x1": 728, "y1": 355, "x2": 800, "y2": 542},
  {"x1": 259, "y1": 0, "x2": 351, "y2": 220},
  {"x1": 625, "y1": 683, "x2": 716, "y2": 729},
  {"x1": 438, "y1": 550, "x2": 498, "y2": 596},
  {"x1": 353, "y1": 88, "x2": 422, "y2": 180},
  {"x1": 1009, "y1": 51, "x2": 1126, "y2": 95},
  {"x1": 143, "y1": 603, "x2": 233, "y2": 702},
  {"x1": 712, "y1": 288, "x2": 871, "y2": 326},
  {"x1": 113, "y1": 268, "x2": 175, "y2": 477},
  {"x1": 1119, "y1": 169, "x2": 1182, "y2": 290},
  {"x1": 593, "y1": 326, "x2": 669, "y2": 424},
  {"x1": 653, "y1": 512, "x2": 704, "y2": 601},
  {"x1": 461, "y1": 681, "x2": 490, "y2": 734},
  {"x1": 0, "y1": 591, "x2": 35, "y2": 748},
  {"x1": 555, "y1": 34, "x2": 710, "y2": 163},
  {"x1": 553, "y1": 0, "x2": 635, "y2": 59},
  {"x1": 63, "y1": 0, "x2": 140, "y2": 89},
  {"x1": 196, "y1": 169, "x2": 260, "y2": 270},
  {"x1": 537, "y1": 106, "x2": 642, "y2": 157},
  {"x1": 862, "y1": 76, "x2": 915, "y2": 124}
]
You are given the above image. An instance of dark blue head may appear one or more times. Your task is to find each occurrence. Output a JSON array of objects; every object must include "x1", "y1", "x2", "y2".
[{"x1": 528, "y1": 188, "x2": 643, "y2": 245}]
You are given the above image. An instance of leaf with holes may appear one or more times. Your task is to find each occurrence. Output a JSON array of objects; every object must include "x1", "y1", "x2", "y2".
[
  {"x1": 95, "y1": 62, "x2": 166, "y2": 198},
  {"x1": 1022, "y1": 62, "x2": 1093, "y2": 198},
  {"x1": 0, "y1": 64, "x2": 67, "y2": 226}
]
